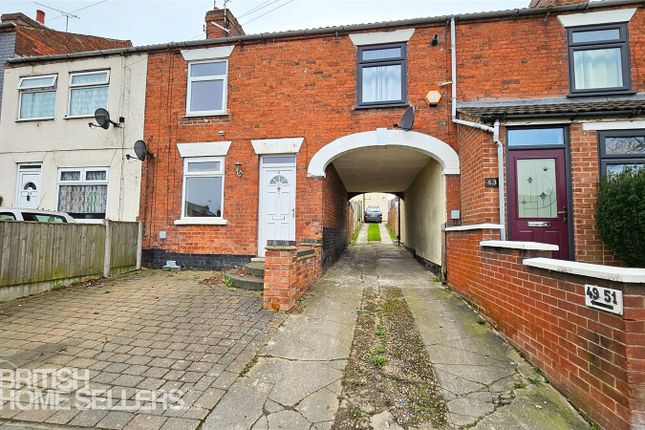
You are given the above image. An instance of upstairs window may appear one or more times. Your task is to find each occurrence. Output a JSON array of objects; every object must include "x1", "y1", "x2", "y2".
[
  {"x1": 357, "y1": 43, "x2": 407, "y2": 107},
  {"x1": 568, "y1": 23, "x2": 631, "y2": 95},
  {"x1": 68, "y1": 70, "x2": 110, "y2": 117},
  {"x1": 18, "y1": 75, "x2": 57, "y2": 120},
  {"x1": 58, "y1": 167, "x2": 108, "y2": 219},
  {"x1": 599, "y1": 130, "x2": 645, "y2": 176},
  {"x1": 186, "y1": 60, "x2": 227, "y2": 116}
]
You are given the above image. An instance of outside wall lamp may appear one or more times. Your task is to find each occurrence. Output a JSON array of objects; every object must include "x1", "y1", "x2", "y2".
[{"x1": 234, "y1": 162, "x2": 243, "y2": 177}]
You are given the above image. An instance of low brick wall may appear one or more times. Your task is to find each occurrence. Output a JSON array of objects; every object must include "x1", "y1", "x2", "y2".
[
  {"x1": 446, "y1": 228, "x2": 645, "y2": 430},
  {"x1": 263, "y1": 241, "x2": 322, "y2": 311}
]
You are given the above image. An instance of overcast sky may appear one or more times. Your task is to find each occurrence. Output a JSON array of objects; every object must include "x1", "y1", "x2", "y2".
[{"x1": 1, "y1": 0, "x2": 529, "y2": 46}]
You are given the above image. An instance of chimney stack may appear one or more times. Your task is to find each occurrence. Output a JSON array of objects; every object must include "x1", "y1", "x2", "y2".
[
  {"x1": 529, "y1": 0, "x2": 588, "y2": 7},
  {"x1": 35, "y1": 9, "x2": 45, "y2": 24},
  {"x1": 204, "y1": 7, "x2": 245, "y2": 39}
]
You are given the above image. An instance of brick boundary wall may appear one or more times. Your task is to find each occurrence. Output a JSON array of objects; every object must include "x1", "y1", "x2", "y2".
[
  {"x1": 263, "y1": 241, "x2": 322, "y2": 311},
  {"x1": 446, "y1": 229, "x2": 645, "y2": 430}
]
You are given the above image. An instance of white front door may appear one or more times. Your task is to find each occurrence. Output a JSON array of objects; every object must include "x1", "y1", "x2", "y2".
[
  {"x1": 16, "y1": 165, "x2": 42, "y2": 209},
  {"x1": 258, "y1": 156, "x2": 296, "y2": 257}
]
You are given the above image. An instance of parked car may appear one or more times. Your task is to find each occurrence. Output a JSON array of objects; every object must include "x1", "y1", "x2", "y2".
[
  {"x1": 0, "y1": 208, "x2": 76, "y2": 223},
  {"x1": 364, "y1": 206, "x2": 383, "y2": 223}
]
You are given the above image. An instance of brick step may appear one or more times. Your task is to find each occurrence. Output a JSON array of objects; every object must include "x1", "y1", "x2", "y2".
[
  {"x1": 244, "y1": 262, "x2": 265, "y2": 278},
  {"x1": 227, "y1": 273, "x2": 263, "y2": 292}
]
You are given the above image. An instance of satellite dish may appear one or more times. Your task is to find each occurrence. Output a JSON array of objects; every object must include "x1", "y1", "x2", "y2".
[
  {"x1": 395, "y1": 106, "x2": 415, "y2": 131},
  {"x1": 89, "y1": 108, "x2": 123, "y2": 129},
  {"x1": 94, "y1": 108, "x2": 111, "y2": 129},
  {"x1": 134, "y1": 140, "x2": 148, "y2": 161},
  {"x1": 127, "y1": 140, "x2": 154, "y2": 161}
]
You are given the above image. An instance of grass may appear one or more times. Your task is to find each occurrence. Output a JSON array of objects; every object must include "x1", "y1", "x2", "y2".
[{"x1": 367, "y1": 223, "x2": 381, "y2": 242}]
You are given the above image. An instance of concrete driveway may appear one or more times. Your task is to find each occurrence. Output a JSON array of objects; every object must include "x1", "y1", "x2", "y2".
[
  {"x1": 205, "y1": 224, "x2": 590, "y2": 430},
  {"x1": 0, "y1": 270, "x2": 283, "y2": 430}
]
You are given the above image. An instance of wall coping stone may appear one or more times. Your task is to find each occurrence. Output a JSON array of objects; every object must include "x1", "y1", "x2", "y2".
[
  {"x1": 481, "y1": 240, "x2": 559, "y2": 251},
  {"x1": 524, "y1": 257, "x2": 645, "y2": 284},
  {"x1": 445, "y1": 223, "x2": 504, "y2": 232}
]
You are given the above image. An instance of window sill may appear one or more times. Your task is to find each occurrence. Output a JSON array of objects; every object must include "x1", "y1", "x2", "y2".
[
  {"x1": 353, "y1": 102, "x2": 409, "y2": 110},
  {"x1": 15, "y1": 117, "x2": 55, "y2": 123},
  {"x1": 64, "y1": 115, "x2": 95, "y2": 120},
  {"x1": 183, "y1": 112, "x2": 229, "y2": 119},
  {"x1": 174, "y1": 218, "x2": 228, "y2": 226},
  {"x1": 567, "y1": 90, "x2": 635, "y2": 98}
]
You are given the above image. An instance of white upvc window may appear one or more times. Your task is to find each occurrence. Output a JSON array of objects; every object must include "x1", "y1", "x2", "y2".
[
  {"x1": 57, "y1": 167, "x2": 109, "y2": 219},
  {"x1": 186, "y1": 60, "x2": 228, "y2": 116},
  {"x1": 17, "y1": 74, "x2": 57, "y2": 120},
  {"x1": 68, "y1": 70, "x2": 110, "y2": 117},
  {"x1": 180, "y1": 157, "x2": 225, "y2": 222}
]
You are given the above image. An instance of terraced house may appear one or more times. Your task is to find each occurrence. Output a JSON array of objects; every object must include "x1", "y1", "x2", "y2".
[
  {"x1": 0, "y1": 12, "x2": 144, "y2": 222},
  {"x1": 135, "y1": 0, "x2": 643, "y2": 269},
  {"x1": 0, "y1": 0, "x2": 644, "y2": 428}
]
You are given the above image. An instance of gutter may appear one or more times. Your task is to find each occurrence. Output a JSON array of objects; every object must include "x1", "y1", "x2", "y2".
[
  {"x1": 7, "y1": 0, "x2": 643, "y2": 65},
  {"x1": 450, "y1": 17, "x2": 506, "y2": 241},
  {"x1": 480, "y1": 108, "x2": 645, "y2": 121}
]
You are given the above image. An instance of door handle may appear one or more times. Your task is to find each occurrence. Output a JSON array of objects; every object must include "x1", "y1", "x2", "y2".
[
  {"x1": 292, "y1": 208, "x2": 295, "y2": 218},
  {"x1": 557, "y1": 206, "x2": 568, "y2": 223}
]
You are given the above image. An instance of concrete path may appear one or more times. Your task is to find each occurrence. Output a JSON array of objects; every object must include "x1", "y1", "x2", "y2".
[
  {"x1": 204, "y1": 241, "x2": 589, "y2": 430},
  {"x1": 356, "y1": 223, "x2": 368, "y2": 244},
  {"x1": 403, "y1": 279, "x2": 589, "y2": 429},
  {"x1": 203, "y1": 246, "x2": 370, "y2": 430},
  {"x1": 378, "y1": 223, "x2": 393, "y2": 245}
]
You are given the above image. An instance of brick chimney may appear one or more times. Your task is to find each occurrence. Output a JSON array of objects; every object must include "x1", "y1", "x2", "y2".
[
  {"x1": 36, "y1": 9, "x2": 45, "y2": 24},
  {"x1": 529, "y1": 0, "x2": 588, "y2": 7},
  {"x1": 1, "y1": 12, "x2": 43, "y2": 28},
  {"x1": 205, "y1": 7, "x2": 245, "y2": 39}
]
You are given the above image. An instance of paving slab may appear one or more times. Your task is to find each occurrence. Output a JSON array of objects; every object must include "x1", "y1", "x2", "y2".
[{"x1": 204, "y1": 245, "x2": 366, "y2": 430}]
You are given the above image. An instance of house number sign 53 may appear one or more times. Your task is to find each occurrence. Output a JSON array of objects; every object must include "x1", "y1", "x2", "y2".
[{"x1": 584, "y1": 285, "x2": 623, "y2": 316}]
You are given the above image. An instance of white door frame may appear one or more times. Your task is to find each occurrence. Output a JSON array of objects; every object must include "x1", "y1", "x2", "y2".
[
  {"x1": 257, "y1": 155, "x2": 297, "y2": 257},
  {"x1": 15, "y1": 163, "x2": 43, "y2": 208}
]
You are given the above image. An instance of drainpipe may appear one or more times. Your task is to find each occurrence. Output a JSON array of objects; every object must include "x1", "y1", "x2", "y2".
[{"x1": 450, "y1": 17, "x2": 506, "y2": 240}]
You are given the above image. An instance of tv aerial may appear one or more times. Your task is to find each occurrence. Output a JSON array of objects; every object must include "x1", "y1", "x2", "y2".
[
  {"x1": 394, "y1": 106, "x2": 415, "y2": 131},
  {"x1": 126, "y1": 140, "x2": 155, "y2": 161},
  {"x1": 34, "y1": 2, "x2": 79, "y2": 32},
  {"x1": 89, "y1": 108, "x2": 123, "y2": 129}
]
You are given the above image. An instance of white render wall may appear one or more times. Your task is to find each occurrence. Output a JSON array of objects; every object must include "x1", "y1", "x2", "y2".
[
  {"x1": 400, "y1": 159, "x2": 445, "y2": 266},
  {"x1": 0, "y1": 53, "x2": 147, "y2": 221}
]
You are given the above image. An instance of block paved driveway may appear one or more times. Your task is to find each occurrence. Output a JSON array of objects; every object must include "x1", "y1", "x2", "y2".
[{"x1": 0, "y1": 270, "x2": 283, "y2": 430}]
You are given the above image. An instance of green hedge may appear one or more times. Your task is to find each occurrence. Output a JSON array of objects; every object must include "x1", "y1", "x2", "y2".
[{"x1": 596, "y1": 168, "x2": 645, "y2": 267}]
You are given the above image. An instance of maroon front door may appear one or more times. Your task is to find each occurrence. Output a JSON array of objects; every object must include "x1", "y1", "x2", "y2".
[{"x1": 508, "y1": 149, "x2": 570, "y2": 260}]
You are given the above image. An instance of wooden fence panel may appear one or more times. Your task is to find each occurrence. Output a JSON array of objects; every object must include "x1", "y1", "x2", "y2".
[
  {"x1": 109, "y1": 221, "x2": 138, "y2": 270},
  {"x1": 0, "y1": 221, "x2": 106, "y2": 288}
]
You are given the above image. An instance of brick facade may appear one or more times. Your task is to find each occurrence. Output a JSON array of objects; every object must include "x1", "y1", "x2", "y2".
[
  {"x1": 138, "y1": 4, "x2": 644, "y2": 270},
  {"x1": 140, "y1": 23, "x2": 456, "y2": 266},
  {"x1": 446, "y1": 229, "x2": 645, "y2": 429}
]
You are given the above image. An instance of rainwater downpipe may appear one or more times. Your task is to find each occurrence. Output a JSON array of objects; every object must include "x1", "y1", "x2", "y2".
[{"x1": 450, "y1": 18, "x2": 506, "y2": 240}]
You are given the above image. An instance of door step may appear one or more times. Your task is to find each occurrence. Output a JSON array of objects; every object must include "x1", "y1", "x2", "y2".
[
  {"x1": 250, "y1": 257, "x2": 265, "y2": 262},
  {"x1": 227, "y1": 262, "x2": 265, "y2": 292},
  {"x1": 227, "y1": 273, "x2": 263, "y2": 291},
  {"x1": 244, "y1": 262, "x2": 265, "y2": 278}
]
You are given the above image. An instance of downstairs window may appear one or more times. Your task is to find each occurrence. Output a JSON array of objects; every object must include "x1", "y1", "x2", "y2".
[{"x1": 57, "y1": 168, "x2": 108, "y2": 219}]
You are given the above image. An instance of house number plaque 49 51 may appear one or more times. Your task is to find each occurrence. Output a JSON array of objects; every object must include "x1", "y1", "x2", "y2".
[{"x1": 584, "y1": 285, "x2": 623, "y2": 316}]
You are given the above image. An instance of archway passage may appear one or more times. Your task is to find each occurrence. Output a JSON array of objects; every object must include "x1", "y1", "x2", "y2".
[{"x1": 308, "y1": 128, "x2": 459, "y2": 271}]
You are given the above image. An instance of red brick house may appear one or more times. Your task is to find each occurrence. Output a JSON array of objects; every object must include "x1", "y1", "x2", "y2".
[{"x1": 138, "y1": 0, "x2": 643, "y2": 272}]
